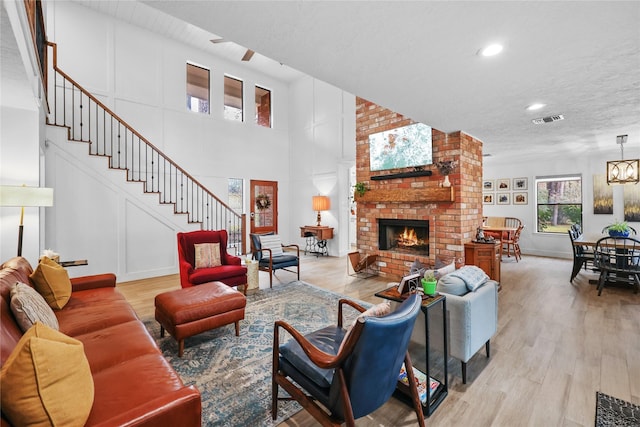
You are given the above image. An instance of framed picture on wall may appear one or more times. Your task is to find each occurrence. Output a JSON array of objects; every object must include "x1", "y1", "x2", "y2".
[
  {"x1": 483, "y1": 193, "x2": 494, "y2": 205},
  {"x1": 513, "y1": 192, "x2": 528, "y2": 205},
  {"x1": 497, "y1": 179, "x2": 510, "y2": 191},
  {"x1": 497, "y1": 193, "x2": 510, "y2": 205},
  {"x1": 483, "y1": 180, "x2": 494, "y2": 191},
  {"x1": 513, "y1": 177, "x2": 528, "y2": 190}
]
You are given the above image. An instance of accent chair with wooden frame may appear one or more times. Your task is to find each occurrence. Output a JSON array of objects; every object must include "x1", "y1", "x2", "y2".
[
  {"x1": 272, "y1": 294, "x2": 425, "y2": 427},
  {"x1": 250, "y1": 232, "x2": 300, "y2": 287}
]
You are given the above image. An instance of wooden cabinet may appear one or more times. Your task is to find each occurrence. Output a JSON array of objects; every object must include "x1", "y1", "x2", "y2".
[{"x1": 464, "y1": 241, "x2": 500, "y2": 282}]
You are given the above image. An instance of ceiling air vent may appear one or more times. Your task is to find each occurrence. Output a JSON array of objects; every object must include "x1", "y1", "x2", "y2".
[{"x1": 532, "y1": 115, "x2": 564, "y2": 125}]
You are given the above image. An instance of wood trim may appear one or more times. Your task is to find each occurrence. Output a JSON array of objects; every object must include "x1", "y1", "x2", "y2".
[{"x1": 354, "y1": 187, "x2": 454, "y2": 203}]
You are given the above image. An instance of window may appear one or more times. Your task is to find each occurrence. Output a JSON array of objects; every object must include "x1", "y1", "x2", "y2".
[
  {"x1": 228, "y1": 178, "x2": 243, "y2": 215},
  {"x1": 255, "y1": 85, "x2": 271, "y2": 128},
  {"x1": 186, "y1": 63, "x2": 209, "y2": 114},
  {"x1": 224, "y1": 76, "x2": 243, "y2": 121},
  {"x1": 536, "y1": 175, "x2": 582, "y2": 233}
]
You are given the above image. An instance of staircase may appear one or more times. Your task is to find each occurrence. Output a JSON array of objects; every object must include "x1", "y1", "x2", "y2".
[{"x1": 45, "y1": 42, "x2": 246, "y2": 254}]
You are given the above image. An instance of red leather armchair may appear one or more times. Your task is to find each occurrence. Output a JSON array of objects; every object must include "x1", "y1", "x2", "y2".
[{"x1": 177, "y1": 230, "x2": 247, "y2": 291}]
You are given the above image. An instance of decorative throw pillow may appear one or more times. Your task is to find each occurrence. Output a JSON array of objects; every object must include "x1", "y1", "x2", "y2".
[
  {"x1": 29, "y1": 256, "x2": 72, "y2": 310},
  {"x1": 357, "y1": 300, "x2": 391, "y2": 320},
  {"x1": 436, "y1": 274, "x2": 468, "y2": 296},
  {"x1": 10, "y1": 282, "x2": 59, "y2": 332},
  {"x1": 259, "y1": 234, "x2": 284, "y2": 257},
  {"x1": 0, "y1": 322, "x2": 94, "y2": 427},
  {"x1": 434, "y1": 261, "x2": 456, "y2": 279},
  {"x1": 449, "y1": 265, "x2": 490, "y2": 292},
  {"x1": 194, "y1": 242, "x2": 222, "y2": 269},
  {"x1": 410, "y1": 259, "x2": 426, "y2": 277}
]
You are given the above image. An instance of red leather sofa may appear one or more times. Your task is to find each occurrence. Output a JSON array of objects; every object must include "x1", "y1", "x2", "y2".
[{"x1": 0, "y1": 257, "x2": 201, "y2": 426}]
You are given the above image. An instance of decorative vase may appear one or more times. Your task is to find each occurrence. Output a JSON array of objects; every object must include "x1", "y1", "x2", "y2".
[
  {"x1": 608, "y1": 229, "x2": 629, "y2": 237},
  {"x1": 442, "y1": 175, "x2": 451, "y2": 187},
  {"x1": 422, "y1": 279, "x2": 437, "y2": 295}
]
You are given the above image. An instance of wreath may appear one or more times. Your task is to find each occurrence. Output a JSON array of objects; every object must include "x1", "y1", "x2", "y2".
[{"x1": 255, "y1": 193, "x2": 271, "y2": 211}]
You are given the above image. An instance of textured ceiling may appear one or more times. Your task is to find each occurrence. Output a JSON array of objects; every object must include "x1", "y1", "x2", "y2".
[{"x1": 71, "y1": 1, "x2": 640, "y2": 162}]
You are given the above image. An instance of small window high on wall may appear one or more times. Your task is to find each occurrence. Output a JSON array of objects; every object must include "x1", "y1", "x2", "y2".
[
  {"x1": 255, "y1": 86, "x2": 271, "y2": 128},
  {"x1": 224, "y1": 76, "x2": 243, "y2": 122},
  {"x1": 186, "y1": 63, "x2": 209, "y2": 114}
]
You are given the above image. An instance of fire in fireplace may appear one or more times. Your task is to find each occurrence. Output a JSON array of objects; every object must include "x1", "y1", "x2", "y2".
[{"x1": 378, "y1": 219, "x2": 429, "y2": 255}]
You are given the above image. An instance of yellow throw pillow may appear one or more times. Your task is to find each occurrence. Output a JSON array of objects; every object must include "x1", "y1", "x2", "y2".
[
  {"x1": 29, "y1": 256, "x2": 72, "y2": 309},
  {"x1": 0, "y1": 322, "x2": 95, "y2": 427},
  {"x1": 194, "y1": 242, "x2": 222, "y2": 268}
]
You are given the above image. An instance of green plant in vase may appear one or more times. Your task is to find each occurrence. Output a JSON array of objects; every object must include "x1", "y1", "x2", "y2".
[
  {"x1": 354, "y1": 182, "x2": 368, "y2": 197},
  {"x1": 603, "y1": 220, "x2": 632, "y2": 237},
  {"x1": 421, "y1": 271, "x2": 437, "y2": 295}
]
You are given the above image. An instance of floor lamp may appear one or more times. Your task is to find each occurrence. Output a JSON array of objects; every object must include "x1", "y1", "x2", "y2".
[{"x1": 0, "y1": 185, "x2": 54, "y2": 256}]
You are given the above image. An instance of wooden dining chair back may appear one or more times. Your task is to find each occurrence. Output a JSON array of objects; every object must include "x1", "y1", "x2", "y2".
[
  {"x1": 505, "y1": 217, "x2": 522, "y2": 229},
  {"x1": 503, "y1": 224, "x2": 525, "y2": 261},
  {"x1": 485, "y1": 217, "x2": 506, "y2": 227},
  {"x1": 593, "y1": 236, "x2": 640, "y2": 295},
  {"x1": 567, "y1": 229, "x2": 595, "y2": 282}
]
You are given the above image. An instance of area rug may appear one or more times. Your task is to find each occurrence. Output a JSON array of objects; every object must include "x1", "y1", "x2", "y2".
[
  {"x1": 595, "y1": 391, "x2": 640, "y2": 427},
  {"x1": 144, "y1": 281, "x2": 366, "y2": 427}
]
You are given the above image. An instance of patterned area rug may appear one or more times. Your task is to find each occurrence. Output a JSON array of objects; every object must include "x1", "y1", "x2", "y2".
[
  {"x1": 595, "y1": 392, "x2": 640, "y2": 427},
  {"x1": 144, "y1": 281, "x2": 366, "y2": 427}
]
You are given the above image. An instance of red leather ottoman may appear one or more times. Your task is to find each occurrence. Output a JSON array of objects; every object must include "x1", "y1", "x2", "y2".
[{"x1": 155, "y1": 281, "x2": 246, "y2": 357}]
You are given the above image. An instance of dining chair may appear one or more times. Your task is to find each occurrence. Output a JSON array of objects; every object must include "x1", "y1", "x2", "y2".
[
  {"x1": 568, "y1": 229, "x2": 595, "y2": 282},
  {"x1": 502, "y1": 224, "x2": 524, "y2": 261},
  {"x1": 592, "y1": 236, "x2": 640, "y2": 295}
]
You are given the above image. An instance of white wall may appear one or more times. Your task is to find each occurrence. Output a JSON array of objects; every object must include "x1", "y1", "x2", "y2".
[
  {"x1": 0, "y1": 1, "x2": 48, "y2": 266},
  {"x1": 41, "y1": 2, "x2": 297, "y2": 279},
  {"x1": 33, "y1": 2, "x2": 358, "y2": 280},
  {"x1": 288, "y1": 76, "x2": 356, "y2": 257},
  {"x1": 483, "y1": 146, "x2": 640, "y2": 259}
]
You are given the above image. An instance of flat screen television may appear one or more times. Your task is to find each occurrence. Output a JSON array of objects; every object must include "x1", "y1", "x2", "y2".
[{"x1": 369, "y1": 123, "x2": 433, "y2": 172}]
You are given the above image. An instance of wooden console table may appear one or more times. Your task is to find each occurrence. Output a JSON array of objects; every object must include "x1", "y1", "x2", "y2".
[{"x1": 300, "y1": 226, "x2": 334, "y2": 256}]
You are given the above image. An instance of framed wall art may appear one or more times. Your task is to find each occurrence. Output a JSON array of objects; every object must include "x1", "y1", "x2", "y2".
[
  {"x1": 483, "y1": 180, "x2": 494, "y2": 191},
  {"x1": 496, "y1": 179, "x2": 510, "y2": 191},
  {"x1": 497, "y1": 193, "x2": 510, "y2": 205},
  {"x1": 513, "y1": 177, "x2": 528, "y2": 191},
  {"x1": 483, "y1": 193, "x2": 494, "y2": 205},
  {"x1": 593, "y1": 174, "x2": 613, "y2": 214},
  {"x1": 513, "y1": 192, "x2": 528, "y2": 205}
]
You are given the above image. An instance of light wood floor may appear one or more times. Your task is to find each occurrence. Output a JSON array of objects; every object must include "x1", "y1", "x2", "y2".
[{"x1": 117, "y1": 254, "x2": 640, "y2": 426}]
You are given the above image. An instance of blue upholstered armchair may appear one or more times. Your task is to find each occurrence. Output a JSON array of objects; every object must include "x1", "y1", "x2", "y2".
[
  {"x1": 272, "y1": 294, "x2": 425, "y2": 427},
  {"x1": 250, "y1": 233, "x2": 300, "y2": 287}
]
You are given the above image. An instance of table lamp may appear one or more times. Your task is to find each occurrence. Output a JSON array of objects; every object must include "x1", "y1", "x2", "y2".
[
  {"x1": 312, "y1": 195, "x2": 330, "y2": 227},
  {"x1": 0, "y1": 185, "x2": 54, "y2": 256}
]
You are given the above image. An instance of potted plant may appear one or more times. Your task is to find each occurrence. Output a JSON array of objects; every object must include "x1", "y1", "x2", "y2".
[
  {"x1": 421, "y1": 271, "x2": 437, "y2": 295},
  {"x1": 434, "y1": 160, "x2": 458, "y2": 187},
  {"x1": 603, "y1": 220, "x2": 632, "y2": 237},
  {"x1": 353, "y1": 182, "x2": 368, "y2": 198}
]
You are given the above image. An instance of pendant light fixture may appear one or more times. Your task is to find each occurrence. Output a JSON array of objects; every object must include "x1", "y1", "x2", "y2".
[{"x1": 606, "y1": 135, "x2": 639, "y2": 185}]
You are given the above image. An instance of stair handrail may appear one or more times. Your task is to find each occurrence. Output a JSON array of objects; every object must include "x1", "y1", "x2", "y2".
[{"x1": 46, "y1": 41, "x2": 246, "y2": 253}]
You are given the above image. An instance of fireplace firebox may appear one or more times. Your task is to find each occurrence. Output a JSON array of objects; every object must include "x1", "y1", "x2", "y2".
[{"x1": 378, "y1": 219, "x2": 429, "y2": 255}]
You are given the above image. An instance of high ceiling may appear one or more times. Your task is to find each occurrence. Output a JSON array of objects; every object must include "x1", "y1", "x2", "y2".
[{"x1": 76, "y1": 2, "x2": 640, "y2": 162}]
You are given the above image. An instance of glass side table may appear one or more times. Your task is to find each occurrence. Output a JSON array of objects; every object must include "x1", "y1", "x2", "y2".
[{"x1": 374, "y1": 287, "x2": 448, "y2": 416}]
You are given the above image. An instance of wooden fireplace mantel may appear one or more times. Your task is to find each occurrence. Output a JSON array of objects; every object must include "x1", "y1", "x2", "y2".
[{"x1": 354, "y1": 187, "x2": 454, "y2": 203}]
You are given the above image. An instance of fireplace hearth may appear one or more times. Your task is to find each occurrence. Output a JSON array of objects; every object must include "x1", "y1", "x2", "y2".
[{"x1": 378, "y1": 219, "x2": 429, "y2": 255}]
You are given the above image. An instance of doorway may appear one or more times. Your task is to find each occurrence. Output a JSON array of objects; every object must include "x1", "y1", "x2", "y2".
[{"x1": 250, "y1": 180, "x2": 278, "y2": 235}]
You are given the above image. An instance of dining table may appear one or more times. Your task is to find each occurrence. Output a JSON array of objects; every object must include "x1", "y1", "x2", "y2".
[
  {"x1": 481, "y1": 225, "x2": 518, "y2": 257},
  {"x1": 571, "y1": 232, "x2": 640, "y2": 286}
]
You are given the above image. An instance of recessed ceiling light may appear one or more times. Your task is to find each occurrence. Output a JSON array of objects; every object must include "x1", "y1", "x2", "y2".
[
  {"x1": 526, "y1": 103, "x2": 546, "y2": 111},
  {"x1": 479, "y1": 44, "x2": 503, "y2": 57}
]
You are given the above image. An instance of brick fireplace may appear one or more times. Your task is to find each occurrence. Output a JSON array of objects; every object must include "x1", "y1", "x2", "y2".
[{"x1": 355, "y1": 98, "x2": 484, "y2": 279}]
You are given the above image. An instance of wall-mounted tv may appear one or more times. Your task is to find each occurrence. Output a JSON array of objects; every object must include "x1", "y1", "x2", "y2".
[{"x1": 368, "y1": 123, "x2": 433, "y2": 172}]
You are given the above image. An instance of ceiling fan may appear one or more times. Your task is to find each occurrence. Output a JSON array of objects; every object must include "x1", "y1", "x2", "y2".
[{"x1": 210, "y1": 38, "x2": 255, "y2": 62}]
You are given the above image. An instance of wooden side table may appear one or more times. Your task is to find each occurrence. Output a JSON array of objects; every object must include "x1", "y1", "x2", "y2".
[{"x1": 464, "y1": 241, "x2": 500, "y2": 282}]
